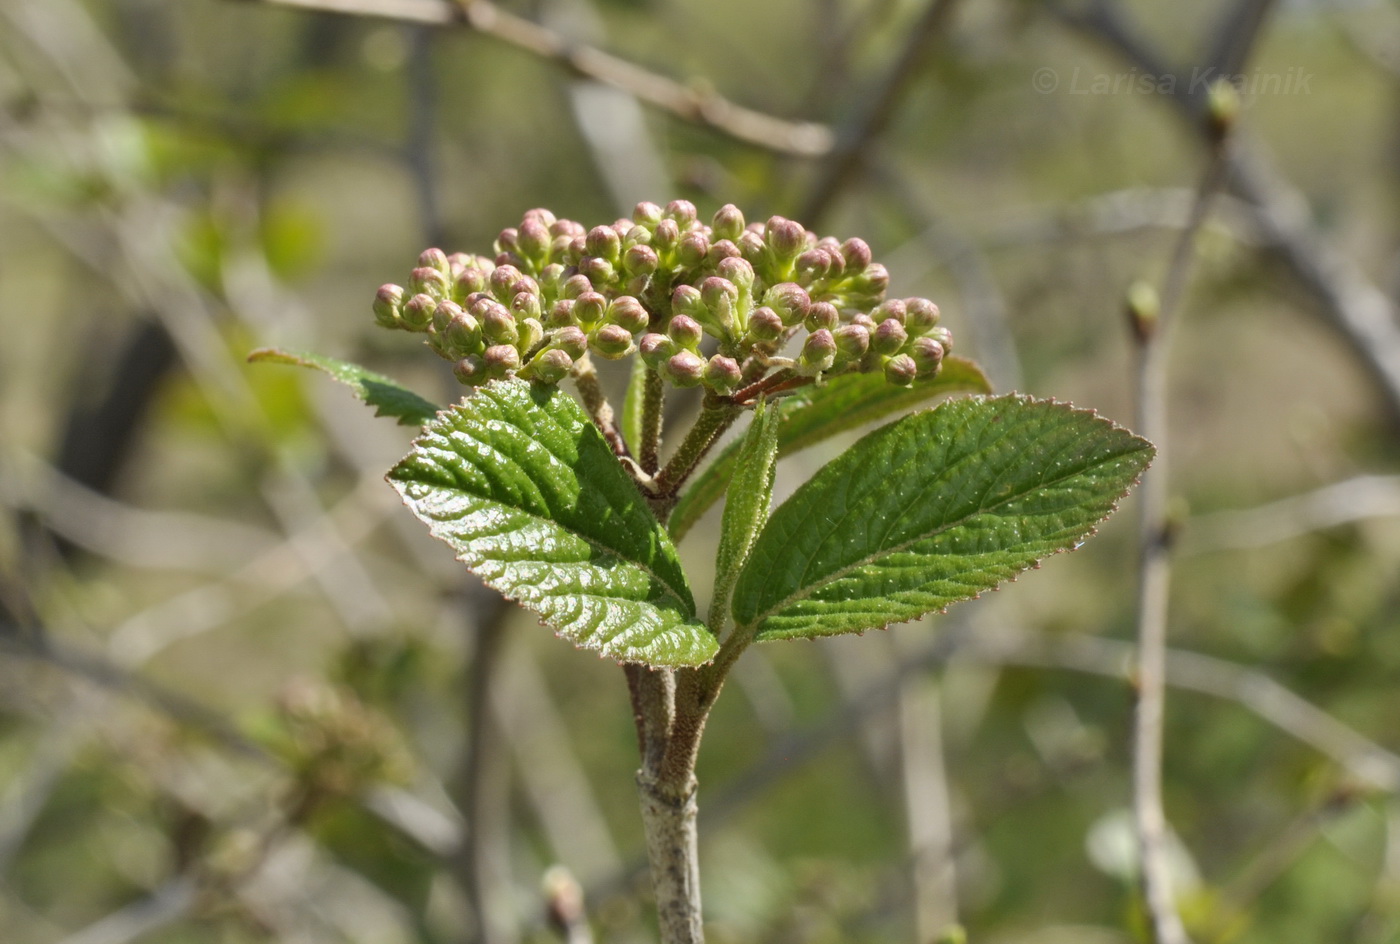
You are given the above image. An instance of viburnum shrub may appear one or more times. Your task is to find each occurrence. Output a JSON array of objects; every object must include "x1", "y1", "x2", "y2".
[{"x1": 252, "y1": 200, "x2": 1154, "y2": 944}]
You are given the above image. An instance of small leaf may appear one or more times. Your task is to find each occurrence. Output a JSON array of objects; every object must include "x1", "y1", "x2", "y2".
[
  {"x1": 669, "y1": 357, "x2": 990, "y2": 540},
  {"x1": 622, "y1": 356, "x2": 648, "y2": 457},
  {"x1": 730, "y1": 395, "x2": 1153, "y2": 641},
  {"x1": 249, "y1": 348, "x2": 440, "y2": 427},
  {"x1": 388, "y1": 380, "x2": 716, "y2": 666},
  {"x1": 711, "y1": 400, "x2": 781, "y2": 634}
]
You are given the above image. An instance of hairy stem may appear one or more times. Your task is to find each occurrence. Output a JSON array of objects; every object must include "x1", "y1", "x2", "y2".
[
  {"x1": 640, "y1": 368, "x2": 665, "y2": 475},
  {"x1": 654, "y1": 400, "x2": 741, "y2": 500},
  {"x1": 571, "y1": 355, "x2": 629, "y2": 459},
  {"x1": 637, "y1": 771, "x2": 703, "y2": 944}
]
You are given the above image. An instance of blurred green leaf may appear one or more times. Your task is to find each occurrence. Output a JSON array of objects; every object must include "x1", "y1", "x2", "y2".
[
  {"x1": 713, "y1": 398, "x2": 780, "y2": 633},
  {"x1": 670, "y1": 356, "x2": 991, "y2": 540},
  {"x1": 731, "y1": 395, "x2": 1153, "y2": 641},
  {"x1": 387, "y1": 380, "x2": 716, "y2": 666},
  {"x1": 248, "y1": 347, "x2": 440, "y2": 427}
]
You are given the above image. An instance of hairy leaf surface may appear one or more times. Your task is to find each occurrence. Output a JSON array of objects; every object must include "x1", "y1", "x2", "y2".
[
  {"x1": 710, "y1": 399, "x2": 781, "y2": 634},
  {"x1": 248, "y1": 348, "x2": 439, "y2": 427},
  {"x1": 730, "y1": 395, "x2": 1153, "y2": 641},
  {"x1": 388, "y1": 380, "x2": 715, "y2": 666},
  {"x1": 669, "y1": 356, "x2": 990, "y2": 540}
]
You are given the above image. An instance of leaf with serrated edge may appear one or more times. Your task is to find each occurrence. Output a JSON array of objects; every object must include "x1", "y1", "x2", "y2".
[
  {"x1": 388, "y1": 379, "x2": 716, "y2": 666},
  {"x1": 730, "y1": 395, "x2": 1153, "y2": 642},
  {"x1": 249, "y1": 348, "x2": 440, "y2": 427},
  {"x1": 711, "y1": 399, "x2": 780, "y2": 634},
  {"x1": 669, "y1": 356, "x2": 990, "y2": 541},
  {"x1": 622, "y1": 357, "x2": 648, "y2": 457}
]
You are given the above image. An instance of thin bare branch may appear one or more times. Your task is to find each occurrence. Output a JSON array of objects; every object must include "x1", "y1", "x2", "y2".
[
  {"x1": 1183, "y1": 475, "x2": 1400, "y2": 553},
  {"x1": 238, "y1": 0, "x2": 833, "y2": 157}
]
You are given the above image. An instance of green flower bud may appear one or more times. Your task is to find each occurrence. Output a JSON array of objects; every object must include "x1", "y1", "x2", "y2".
[
  {"x1": 454, "y1": 354, "x2": 486, "y2": 386},
  {"x1": 871, "y1": 318, "x2": 908, "y2": 355},
  {"x1": 909, "y1": 336, "x2": 945, "y2": 378},
  {"x1": 455, "y1": 265, "x2": 489, "y2": 299},
  {"x1": 623, "y1": 225, "x2": 652, "y2": 249},
  {"x1": 833, "y1": 323, "x2": 870, "y2": 363},
  {"x1": 633, "y1": 201, "x2": 663, "y2": 228},
  {"x1": 518, "y1": 218, "x2": 551, "y2": 262},
  {"x1": 483, "y1": 344, "x2": 522, "y2": 376},
  {"x1": 494, "y1": 228, "x2": 520, "y2": 258},
  {"x1": 653, "y1": 219, "x2": 680, "y2": 254},
  {"x1": 706, "y1": 239, "x2": 741, "y2": 266},
  {"x1": 711, "y1": 204, "x2": 745, "y2": 242},
  {"x1": 418, "y1": 247, "x2": 450, "y2": 272},
  {"x1": 523, "y1": 347, "x2": 573, "y2": 384},
  {"x1": 905, "y1": 297, "x2": 940, "y2": 333},
  {"x1": 927, "y1": 325, "x2": 953, "y2": 354},
  {"x1": 623, "y1": 244, "x2": 659, "y2": 276},
  {"x1": 872, "y1": 299, "x2": 907, "y2": 326},
  {"x1": 850, "y1": 263, "x2": 890, "y2": 300},
  {"x1": 764, "y1": 216, "x2": 806, "y2": 260},
  {"x1": 715, "y1": 257, "x2": 755, "y2": 293},
  {"x1": 884, "y1": 353, "x2": 918, "y2": 386},
  {"x1": 745, "y1": 306, "x2": 784, "y2": 343},
  {"x1": 672, "y1": 285, "x2": 707, "y2": 322},
  {"x1": 373, "y1": 284, "x2": 405, "y2": 328},
  {"x1": 840, "y1": 237, "x2": 872, "y2": 271},
  {"x1": 478, "y1": 300, "x2": 518, "y2": 346},
  {"x1": 804, "y1": 301, "x2": 839, "y2": 332},
  {"x1": 677, "y1": 231, "x2": 710, "y2": 268},
  {"x1": 401, "y1": 293, "x2": 438, "y2": 330},
  {"x1": 443, "y1": 305, "x2": 483, "y2": 358},
  {"x1": 703, "y1": 354, "x2": 742, "y2": 394},
  {"x1": 548, "y1": 299, "x2": 575, "y2": 327},
  {"x1": 607, "y1": 296, "x2": 649, "y2": 334},
  {"x1": 552, "y1": 325, "x2": 589, "y2": 360},
  {"x1": 664, "y1": 350, "x2": 706, "y2": 387},
  {"x1": 574, "y1": 291, "x2": 607, "y2": 328},
  {"x1": 737, "y1": 230, "x2": 768, "y2": 266},
  {"x1": 511, "y1": 291, "x2": 542, "y2": 322},
  {"x1": 538, "y1": 264, "x2": 567, "y2": 299},
  {"x1": 639, "y1": 332, "x2": 676, "y2": 369},
  {"x1": 763, "y1": 283, "x2": 811, "y2": 327},
  {"x1": 799, "y1": 329, "x2": 837, "y2": 373},
  {"x1": 489, "y1": 265, "x2": 525, "y2": 303},
  {"x1": 585, "y1": 225, "x2": 621, "y2": 263},
  {"x1": 410, "y1": 266, "x2": 450, "y2": 299},
  {"x1": 700, "y1": 276, "x2": 739, "y2": 337},
  {"x1": 562, "y1": 274, "x2": 593, "y2": 299},
  {"x1": 814, "y1": 237, "x2": 847, "y2": 276},
  {"x1": 795, "y1": 248, "x2": 833, "y2": 284},
  {"x1": 518, "y1": 317, "x2": 544, "y2": 354},
  {"x1": 668, "y1": 314, "x2": 704, "y2": 350},
  {"x1": 663, "y1": 199, "x2": 698, "y2": 228},
  {"x1": 590, "y1": 323, "x2": 634, "y2": 360},
  {"x1": 579, "y1": 256, "x2": 616, "y2": 287}
]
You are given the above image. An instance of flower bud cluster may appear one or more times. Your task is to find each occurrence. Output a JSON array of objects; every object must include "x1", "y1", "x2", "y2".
[{"x1": 371, "y1": 203, "x2": 952, "y2": 392}]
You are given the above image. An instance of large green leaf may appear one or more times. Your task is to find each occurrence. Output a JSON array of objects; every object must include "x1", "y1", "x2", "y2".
[
  {"x1": 388, "y1": 380, "x2": 716, "y2": 666},
  {"x1": 669, "y1": 356, "x2": 991, "y2": 540},
  {"x1": 730, "y1": 395, "x2": 1153, "y2": 641},
  {"x1": 249, "y1": 348, "x2": 440, "y2": 427}
]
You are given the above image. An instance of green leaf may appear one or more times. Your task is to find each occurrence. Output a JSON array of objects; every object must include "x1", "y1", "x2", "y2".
[
  {"x1": 730, "y1": 395, "x2": 1153, "y2": 642},
  {"x1": 387, "y1": 380, "x2": 716, "y2": 667},
  {"x1": 249, "y1": 348, "x2": 440, "y2": 427},
  {"x1": 710, "y1": 399, "x2": 781, "y2": 634},
  {"x1": 669, "y1": 357, "x2": 991, "y2": 540},
  {"x1": 622, "y1": 356, "x2": 648, "y2": 457}
]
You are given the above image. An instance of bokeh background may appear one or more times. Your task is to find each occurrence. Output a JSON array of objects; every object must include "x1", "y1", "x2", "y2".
[{"x1": 3, "y1": 0, "x2": 1400, "y2": 942}]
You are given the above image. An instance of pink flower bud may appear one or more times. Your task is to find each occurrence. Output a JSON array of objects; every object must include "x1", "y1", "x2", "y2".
[
  {"x1": 805, "y1": 301, "x2": 839, "y2": 332},
  {"x1": 590, "y1": 324, "x2": 634, "y2": 360},
  {"x1": 373, "y1": 284, "x2": 404, "y2": 328},
  {"x1": 711, "y1": 204, "x2": 745, "y2": 242},
  {"x1": 884, "y1": 353, "x2": 918, "y2": 386},
  {"x1": 664, "y1": 350, "x2": 706, "y2": 387}
]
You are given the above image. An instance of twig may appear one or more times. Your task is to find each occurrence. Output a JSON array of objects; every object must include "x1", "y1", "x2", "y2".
[
  {"x1": 1182, "y1": 475, "x2": 1400, "y2": 553},
  {"x1": 238, "y1": 0, "x2": 834, "y2": 157}
]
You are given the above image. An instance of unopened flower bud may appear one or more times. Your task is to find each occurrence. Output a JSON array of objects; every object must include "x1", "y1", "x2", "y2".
[
  {"x1": 703, "y1": 355, "x2": 742, "y2": 394},
  {"x1": 639, "y1": 333, "x2": 676, "y2": 369},
  {"x1": 524, "y1": 347, "x2": 573, "y2": 384},
  {"x1": 590, "y1": 323, "x2": 634, "y2": 360},
  {"x1": 851, "y1": 263, "x2": 890, "y2": 299},
  {"x1": 700, "y1": 277, "x2": 739, "y2": 336},
  {"x1": 665, "y1": 350, "x2": 706, "y2": 387},
  {"x1": 711, "y1": 204, "x2": 745, "y2": 242},
  {"x1": 814, "y1": 237, "x2": 846, "y2": 276},
  {"x1": 632, "y1": 201, "x2": 663, "y2": 227},
  {"x1": 795, "y1": 248, "x2": 833, "y2": 283},
  {"x1": 562, "y1": 274, "x2": 593, "y2": 299},
  {"x1": 884, "y1": 353, "x2": 918, "y2": 386},
  {"x1": 401, "y1": 293, "x2": 437, "y2": 330},
  {"x1": 765, "y1": 216, "x2": 806, "y2": 260},
  {"x1": 715, "y1": 257, "x2": 755, "y2": 292},
  {"x1": 585, "y1": 225, "x2": 621, "y2": 263},
  {"x1": 872, "y1": 318, "x2": 908, "y2": 355},
  {"x1": 418, "y1": 247, "x2": 449, "y2": 272},
  {"x1": 579, "y1": 256, "x2": 615, "y2": 286},
  {"x1": 840, "y1": 237, "x2": 872, "y2": 271},
  {"x1": 764, "y1": 283, "x2": 811, "y2": 326},
  {"x1": 927, "y1": 325, "x2": 953, "y2": 354},
  {"x1": 905, "y1": 297, "x2": 941, "y2": 332},
  {"x1": 546, "y1": 217, "x2": 580, "y2": 239},
  {"x1": 483, "y1": 344, "x2": 521, "y2": 375},
  {"x1": 552, "y1": 325, "x2": 589, "y2": 360},
  {"x1": 873, "y1": 299, "x2": 907, "y2": 325},
  {"x1": 431, "y1": 297, "x2": 463, "y2": 336},
  {"x1": 909, "y1": 336, "x2": 945, "y2": 377},
  {"x1": 523, "y1": 207, "x2": 557, "y2": 229},
  {"x1": 664, "y1": 199, "x2": 698, "y2": 228},
  {"x1": 672, "y1": 284, "x2": 707, "y2": 322},
  {"x1": 453, "y1": 355, "x2": 485, "y2": 385},
  {"x1": 653, "y1": 219, "x2": 680, "y2": 253},
  {"x1": 745, "y1": 307, "x2": 784, "y2": 343},
  {"x1": 455, "y1": 266, "x2": 488, "y2": 298},
  {"x1": 445, "y1": 253, "x2": 472, "y2": 278},
  {"x1": 410, "y1": 266, "x2": 450, "y2": 299},
  {"x1": 548, "y1": 299, "x2": 575, "y2": 327},
  {"x1": 607, "y1": 296, "x2": 649, "y2": 334},
  {"x1": 574, "y1": 292, "x2": 607, "y2": 328},
  {"x1": 445, "y1": 309, "x2": 482, "y2": 358},
  {"x1": 850, "y1": 312, "x2": 877, "y2": 330},
  {"x1": 373, "y1": 284, "x2": 405, "y2": 328},
  {"x1": 833, "y1": 323, "x2": 870, "y2": 362},
  {"x1": 805, "y1": 301, "x2": 839, "y2": 332},
  {"x1": 518, "y1": 317, "x2": 544, "y2": 354},
  {"x1": 668, "y1": 314, "x2": 704, "y2": 350},
  {"x1": 706, "y1": 239, "x2": 741, "y2": 266},
  {"x1": 623, "y1": 225, "x2": 652, "y2": 249},
  {"x1": 737, "y1": 230, "x2": 767, "y2": 265},
  {"x1": 677, "y1": 231, "x2": 710, "y2": 267},
  {"x1": 495, "y1": 228, "x2": 520, "y2": 256},
  {"x1": 478, "y1": 301, "x2": 518, "y2": 345},
  {"x1": 510, "y1": 292, "x2": 541, "y2": 324},
  {"x1": 799, "y1": 329, "x2": 837, "y2": 373},
  {"x1": 518, "y1": 218, "x2": 551, "y2": 261},
  {"x1": 623, "y1": 244, "x2": 659, "y2": 276}
]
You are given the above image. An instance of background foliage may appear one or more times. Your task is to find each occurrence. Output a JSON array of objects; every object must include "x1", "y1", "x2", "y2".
[{"x1": 2, "y1": 0, "x2": 1400, "y2": 942}]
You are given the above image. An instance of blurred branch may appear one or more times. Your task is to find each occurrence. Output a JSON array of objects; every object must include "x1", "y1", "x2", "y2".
[
  {"x1": 1183, "y1": 475, "x2": 1400, "y2": 553},
  {"x1": 798, "y1": 0, "x2": 963, "y2": 226},
  {"x1": 53, "y1": 877, "x2": 199, "y2": 944},
  {"x1": 239, "y1": 0, "x2": 834, "y2": 157}
]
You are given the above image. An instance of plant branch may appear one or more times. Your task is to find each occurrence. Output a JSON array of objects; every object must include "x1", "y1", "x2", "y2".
[
  {"x1": 653, "y1": 400, "x2": 742, "y2": 502},
  {"x1": 237, "y1": 0, "x2": 834, "y2": 157},
  {"x1": 639, "y1": 368, "x2": 665, "y2": 476},
  {"x1": 571, "y1": 354, "x2": 631, "y2": 460}
]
